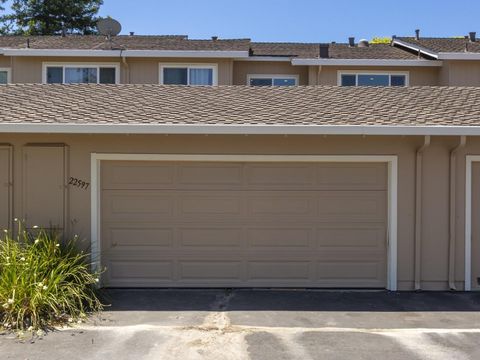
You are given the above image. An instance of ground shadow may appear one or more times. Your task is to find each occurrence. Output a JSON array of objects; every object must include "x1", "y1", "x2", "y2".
[{"x1": 99, "y1": 288, "x2": 480, "y2": 312}]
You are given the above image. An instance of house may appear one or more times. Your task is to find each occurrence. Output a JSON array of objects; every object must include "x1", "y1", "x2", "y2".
[{"x1": 1, "y1": 31, "x2": 480, "y2": 291}]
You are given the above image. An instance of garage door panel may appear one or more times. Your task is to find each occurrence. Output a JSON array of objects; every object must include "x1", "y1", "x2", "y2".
[
  {"x1": 102, "y1": 162, "x2": 175, "y2": 189},
  {"x1": 316, "y1": 163, "x2": 387, "y2": 190},
  {"x1": 245, "y1": 164, "x2": 315, "y2": 187},
  {"x1": 248, "y1": 261, "x2": 311, "y2": 281},
  {"x1": 103, "y1": 191, "x2": 174, "y2": 219},
  {"x1": 103, "y1": 224, "x2": 174, "y2": 250},
  {"x1": 316, "y1": 192, "x2": 387, "y2": 221},
  {"x1": 247, "y1": 227, "x2": 313, "y2": 248},
  {"x1": 177, "y1": 164, "x2": 243, "y2": 187},
  {"x1": 316, "y1": 261, "x2": 384, "y2": 282},
  {"x1": 179, "y1": 261, "x2": 242, "y2": 280},
  {"x1": 101, "y1": 160, "x2": 388, "y2": 288},
  {"x1": 317, "y1": 226, "x2": 386, "y2": 249},
  {"x1": 180, "y1": 227, "x2": 243, "y2": 248},
  {"x1": 180, "y1": 195, "x2": 242, "y2": 215},
  {"x1": 108, "y1": 260, "x2": 174, "y2": 281}
]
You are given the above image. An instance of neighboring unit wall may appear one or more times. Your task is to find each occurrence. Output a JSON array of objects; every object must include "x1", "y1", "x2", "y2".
[
  {"x1": 233, "y1": 61, "x2": 309, "y2": 85},
  {"x1": 315, "y1": 66, "x2": 440, "y2": 86},
  {"x1": 439, "y1": 60, "x2": 480, "y2": 86},
  {"x1": 9, "y1": 56, "x2": 234, "y2": 85}
]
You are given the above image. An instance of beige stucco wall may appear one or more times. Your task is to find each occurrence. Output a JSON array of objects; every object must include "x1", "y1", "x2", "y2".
[
  {"x1": 439, "y1": 60, "x2": 480, "y2": 86},
  {"x1": 233, "y1": 61, "x2": 309, "y2": 85},
  {"x1": 9, "y1": 56, "x2": 234, "y2": 85},
  {"x1": 313, "y1": 66, "x2": 440, "y2": 86},
  {"x1": 0, "y1": 55, "x2": 11, "y2": 68},
  {"x1": 0, "y1": 133, "x2": 476, "y2": 290}
]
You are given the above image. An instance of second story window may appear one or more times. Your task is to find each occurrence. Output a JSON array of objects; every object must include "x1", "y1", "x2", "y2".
[
  {"x1": 339, "y1": 71, "x2": 408, "y2": 87},
  {"x1": 0, "y1": 68, "x2": 10, "y2": 84},
  {"x1": 43, "y1": 64, "x2": 119, "y2": 84},
  {"x1": 248, "y1": 75, "x2": 298, "y2": 86},
  {"x1": 160, "y1": 64, "x2": 217, "y2": 85}
]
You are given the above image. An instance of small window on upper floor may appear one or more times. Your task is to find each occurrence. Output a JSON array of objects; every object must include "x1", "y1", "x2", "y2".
[
  {"x1": 0, "y1": 68, "x2": 10, "y2": 84},
  {"x1": 248, "y1": 75, "x2": 298, "y2": 86},
  {"x1": 339, "y1": 72, "x2": 408, "y2": 87},
  {"x1": 160, "y1": 64, "x2": 217, "y2": 85},
  {"x1": 44, "y1": 64, "x2": 119, "y2": 84}
]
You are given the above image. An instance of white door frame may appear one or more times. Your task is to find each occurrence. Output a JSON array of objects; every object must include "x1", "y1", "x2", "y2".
[
  {"x1": 91, "y1": 153, "x2": 398, "y2": 290},
  {"x1": 465, "y1": 155, "x2": 480, "y2": 291}
]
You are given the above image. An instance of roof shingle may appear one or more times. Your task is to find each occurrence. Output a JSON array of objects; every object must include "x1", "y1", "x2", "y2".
[{"x1": 0, "y1": 84, "x2": 478, "y2": 128}]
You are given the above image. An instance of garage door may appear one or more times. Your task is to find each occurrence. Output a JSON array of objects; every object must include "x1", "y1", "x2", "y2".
[{"x1": 101, "y1": 161, "x2": 387, "y2": 288}]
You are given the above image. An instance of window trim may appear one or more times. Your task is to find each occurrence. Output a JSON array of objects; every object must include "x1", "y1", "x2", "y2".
[
  {"x1": 337, "y1": 70, "x2": 409, "y2": 87},
  {"x1": 159, "y1": 63, "x2": 218, "y2": 85},
  {"x1": 42, "y1": 62, "x2": 121, "y2": 84},
  {"x1": 247, "y1": 74, "x2": 299, "y2": 86},
  {"x1": 0, "y1": 68, "x2": 11, "y2": 84}
]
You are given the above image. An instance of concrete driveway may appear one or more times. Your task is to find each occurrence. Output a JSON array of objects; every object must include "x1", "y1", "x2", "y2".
[{"x1": 2, "y1": 289, "x2": 480, "y2": 360}]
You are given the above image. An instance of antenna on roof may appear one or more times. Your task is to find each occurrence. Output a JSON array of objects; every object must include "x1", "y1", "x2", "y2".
[{"x1": 97, "y1": 18, "x2": 122, "y2": 40}]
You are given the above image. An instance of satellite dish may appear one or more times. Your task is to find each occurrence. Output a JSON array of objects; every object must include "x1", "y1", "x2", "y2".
[{"x1": 97, "y1": 18, "x2": 122, "y2": 37}]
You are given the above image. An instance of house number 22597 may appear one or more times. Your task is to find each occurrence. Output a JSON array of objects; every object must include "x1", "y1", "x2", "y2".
[{"x1": 68, "y1": 177, "x2": 90, "y2": 190}]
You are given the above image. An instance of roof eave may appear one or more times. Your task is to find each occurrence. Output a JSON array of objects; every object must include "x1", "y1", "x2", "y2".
[
  {"x1": 0, "y1": 123, "x2": 478, "y2": 136},
  {"x1": 291, "y1": 58, "x2": 442, "y2": 66}
]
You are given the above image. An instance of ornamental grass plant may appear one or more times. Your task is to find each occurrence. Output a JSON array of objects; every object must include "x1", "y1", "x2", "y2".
[{"x1": 0, "y1": 221, "x2": 103, "y2": 331}]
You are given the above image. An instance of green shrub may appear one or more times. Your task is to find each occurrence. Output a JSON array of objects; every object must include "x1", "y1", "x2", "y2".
[{"x1": 0, "y1": 221, "x2": 103, "y2": 331}]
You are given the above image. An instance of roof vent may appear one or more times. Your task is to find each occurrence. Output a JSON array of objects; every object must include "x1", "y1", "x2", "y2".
[
  {"x1": 415, "y1": 29, "x2": 420, "y2": 40},
  {"x1": 348, "y1": 37, "x2": 355, "y2": 47},
  {"x1": 469, "y1": 32, "x2": 476, "y2": 42},
  {"x1": 129, "y1": 31, "x2": 135, "y2": 36},
  {"x1": 358, "y1": 39, "x2": 369, "y2": 47},
  {"x1": 211, "y1": 36, "x2": 218, "y2": 41},
  {"x1": 319, "y1": 43, "x2": 329, "y2": 58}
]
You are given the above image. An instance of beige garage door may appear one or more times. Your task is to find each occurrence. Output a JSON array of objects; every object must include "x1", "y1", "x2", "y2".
[{"x1": 101, "y1": 161, "x2": 387, "y2": 288}]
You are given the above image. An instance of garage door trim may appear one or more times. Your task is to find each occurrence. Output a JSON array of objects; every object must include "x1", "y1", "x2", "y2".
[{"x1": 91, "y1": 153, "x2": 398, "y2": 290}]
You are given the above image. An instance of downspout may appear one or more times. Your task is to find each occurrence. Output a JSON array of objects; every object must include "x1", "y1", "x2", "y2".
[
  {"x1": 120, "y1": 50, "x2": 129, "y2": 84},
  {"x1": 414, "y1": 135, "x2": 430, "y2": 290},
  {"x1": 449, "y1": 135, "x2": 467, "y2": 290}
]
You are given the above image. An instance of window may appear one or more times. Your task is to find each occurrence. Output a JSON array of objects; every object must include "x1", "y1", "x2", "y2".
[
  {"x1": 0, "y1": 68, "x2": 11, "y2": 84},
  {"x1": 339, "y1": 72, "x2": 408, "y2": 87},
  {"x1": 160, "y1": 64, "x2": 217, "y2": 85},
  {"x1": 43, "y1": 64, "x2": 119, "y2": 84},
  {"x1": 248, "y1": 75, "x2": 298, "y2": 86}
]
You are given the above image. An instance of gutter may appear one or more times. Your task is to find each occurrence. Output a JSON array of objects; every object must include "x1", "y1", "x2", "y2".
[
  {"x1": 414, "y1": 135, "x2": 430, "y2": 290},
  {"x1": 0, "y1": 49, "x2": 250, "y2": 58},
  {"x1": 449, "y1": 136, "x2": 467, "y2": 290},
  {"x1": 291, "y1": 58, "x2": 442, "y2": 67},
  {"x1": 1, "y1": 124, "x2": 480, "y2": 135}
]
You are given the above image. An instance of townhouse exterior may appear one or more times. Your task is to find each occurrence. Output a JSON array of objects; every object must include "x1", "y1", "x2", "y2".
[{"x1": 1, "y1": 31, "x2": 480, "y2": 291}]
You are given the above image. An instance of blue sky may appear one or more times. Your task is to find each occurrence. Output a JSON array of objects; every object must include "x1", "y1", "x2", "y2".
[{"x1": 3, "y1": 0, "x2": 480, "y2": 42}]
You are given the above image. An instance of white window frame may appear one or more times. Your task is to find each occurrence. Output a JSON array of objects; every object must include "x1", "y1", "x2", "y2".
[
  {"x1": 247, "y1": 74, "x2": 299, "y2": 86},
  {"x1": 0, "y1": 68, "x2": 12, "y2": 84},
  {"x1": 337, "y1": 70, "x2": 410, "y2": 87},
  {"x1": 159, "y1": 63, "x2": 218, "y2": 85},
  {"x1": 42, "y1": 62, "x2": 121, "y2": 84},
  {"x1": 90, "y1": 153, "x2": 398, "y2": 291}
]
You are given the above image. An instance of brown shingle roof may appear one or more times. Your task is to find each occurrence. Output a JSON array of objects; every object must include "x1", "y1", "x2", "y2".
[
  {"x1": 0, "y1": 35, "x2": 251, "y2": 51},
  {"x1": 396, "y1": 37, "x2": 480, "y2": 53},
  {"x1": 0, "y1": 35, "x2": 420, "y2": 59},
  {"x1": 0, "y1": 84, "x2": 479, "y2": 128},
  {"x1": 328, "y1": 43, "x2": 418, "y2": 59},
  {"x1": 251, "y1": 42, "x2": 418, "y2": 59}
]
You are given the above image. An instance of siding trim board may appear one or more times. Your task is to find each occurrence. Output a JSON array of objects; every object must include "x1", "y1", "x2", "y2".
[
  {"x1": 465, "y1": 155, "x2": 480, "y2": 291},
  {"x1": 90, "y1": 153, "x2": 398, "y2": 290}
]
